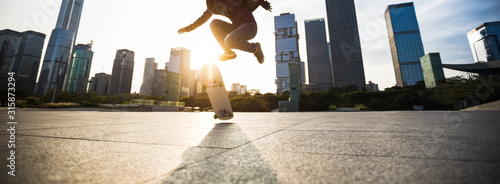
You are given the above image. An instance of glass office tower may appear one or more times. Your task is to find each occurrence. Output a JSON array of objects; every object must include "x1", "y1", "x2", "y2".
[
  {"x1": 109, "y1": 49, "x2": 135, "y2": 95},
  {"x1": 140, "y1": 58, "x2": 158, "y2": 95},
  {"x1": 11, "y1": 31, "x2": 46, "y2": 93},
  {"x1": 385, "y1": 2, "x2": 425, "y2": 87},
  {"x1": 37, "y1": 0, "x2": 84, "y2": 95},
  {"x1": 0, "y1": 30, "x2": 22, "y2": 83},
  {"x1": 420, "y1": 53, "x2": 445, "y2": 88},
  {"x1": 305, "y1": 18, "x2": 333, "y2": 91},
  {"x1": 169, "y1": 48, "x2": 191, "y2": 98},
  {"x1": 165, "y1": 56, "x2": 181, "y2": 102},
  {"x1": 64, "y1": 43, "x2": 93, "y2": 93},
  {"x1": 325, "y1": 0, "x2": 366, "y2": 88},
  {"x1": 88, "y1": 72, "x2": 111, "y2": 95},
  {"x1": 275, "y1": 13, "x2": 303, "y2": 95},
  {"x1": 467, "y1": 21, "x2": 500, "y2": 63},
  {"x1": 0, "y1": 29, "x2": 45, "y2": 94}
]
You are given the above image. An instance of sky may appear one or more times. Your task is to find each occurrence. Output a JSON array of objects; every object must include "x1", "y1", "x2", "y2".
[{"x1": 1, "y1": 0, "x2": 499, "y2": 93}]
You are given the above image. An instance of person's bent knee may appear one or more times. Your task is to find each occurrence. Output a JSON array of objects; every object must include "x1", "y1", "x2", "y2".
[
  {"x1": 224, "y1": 36, "x2": 238, "y2": 49},
  {"x1": 210, "y1": 19, "x2": 224, "y2": 30}
]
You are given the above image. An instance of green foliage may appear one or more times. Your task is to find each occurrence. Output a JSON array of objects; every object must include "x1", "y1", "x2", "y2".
[
  {"x1": 181, "y1": 92, "x2": 279, "y2": 112},
  {"x1": 180, "y1": 92, "x2": 211, "y2": 109},
  {"x1": 8, "y1": 76, "x2": 498, "y2": 112},
  {"x1": 25, "y1": 97, "x2": 44, "y2": 107},
  {"x1": 47, "y1": 102, "x2": 81, "y2": 108},
  {"x1": 299, "y1": 76, "x2": 500, "y2": 111}
]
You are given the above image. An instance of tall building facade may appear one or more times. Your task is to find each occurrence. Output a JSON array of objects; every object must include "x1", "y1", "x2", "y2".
[
  {"x1": 164, "y1": 56, "x2": 181, "y2": 101},
  {"x1": 170, "y1": 48, "x2": 191, "y2": 97},
  {"x1": 231, "y1": 83, "x2": 248, "y2": 95},
  {"x1": 152, "y1": 69, "x2": 165, "y2": 97},
  {"x1": 109, "y1": 49, "x2": 135, "y2": 95},
  {"x1": 36, "y1": 0, "x2": 84, "y2": 95},
  {"x1": 64, "y1": 43, "x2": 93, "y2": 93},
  {"x1": 325, "y1": 0, "x2": 366, "y2": 88},
  {"x1": 0, "y1": 29, "x2": 45, "y2": 93},
  {"x1": 366, "y1": 81, "x2": 379, "y2": 91},
  {"x1": 385, "y1": 2, "x2": 425, "y2": 87},
  {"x1": 420, "y1": 53, "x2": 445, "y2": 88},
  {"x1": 189, "y1": 70, "x2": 201, "y2": 97},
  {"x1": 305, "y1": 18, "x2": 333, "y2": 91},
  {"x1": 274, "y1": 13, "x2": 304, "y2": 95},
  {"x1": 140, "y1": 58, "x2": 157, "y2": 95},
  {"x1": 89, "y1": 72, "x2": 111, "y2": 95},
  {"x1": 279, "y1": 62, "x2": 301, "y2": 112},
  {"x1": 0, "y1": 30, "x2": 22, "y2": 86},
  {"x1": 467, "y1": 21, "x2": 500, "y2": 63}
]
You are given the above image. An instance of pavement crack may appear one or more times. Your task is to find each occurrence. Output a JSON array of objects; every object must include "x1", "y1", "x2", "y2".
[
  {"x1": 262, "y1": 150, "x2": 500, "y2": 164},
  {"x1": 141, "y1": 116, "x2": 323, "y2": 183},
  {"x1": 231, "y1": 116, "x2": 323, "y2": 150},
  {"x1": 17, "y1": 134, "x2": 194, "y2": 148}
]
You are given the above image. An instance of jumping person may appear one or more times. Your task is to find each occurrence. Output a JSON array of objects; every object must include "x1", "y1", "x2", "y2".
[{"x1": 178, "y1": 0, "x2": 272, "y2": 64}]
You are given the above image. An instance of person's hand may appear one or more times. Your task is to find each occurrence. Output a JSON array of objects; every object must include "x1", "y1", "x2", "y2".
[
  {"x1": 261, "y1": 0, "x2": 272, "y2": 12},
  {"x1": 178, "y1": 27, "x2": 189, "y2": 34}
]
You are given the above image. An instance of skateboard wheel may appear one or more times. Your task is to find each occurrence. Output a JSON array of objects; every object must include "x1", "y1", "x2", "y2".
[
  {"x1": 229, "y1": 112, "x2": 234, "y2": 118},
  {"x1": 214, "y1": 114, "x2": 218, "y2": 119},
  {"x1": 202, "y1": 84, "x2": 206, "y2": 90},
  {"x1": 219, "y1": 82, "x2": 223, "y2": 87}
]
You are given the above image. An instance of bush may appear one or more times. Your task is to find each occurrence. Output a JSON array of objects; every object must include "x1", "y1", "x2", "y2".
[
  {"x1": 25, "y1": 97, "x2": 44, "y2": 107},
  {"x1": 47, "y1": 102, "x2": 81, "y2": 108},
  {"x1": 80, "y1": 100, "x2": 98, "y2": 107}
]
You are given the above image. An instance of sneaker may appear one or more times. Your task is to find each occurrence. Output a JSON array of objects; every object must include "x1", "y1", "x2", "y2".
[
  {"x1": 218, "y1": 50, "x2": 237, "y2": 61},
  {"x1": 254, "y1": 42, "x2": 264, "y2": 64}
]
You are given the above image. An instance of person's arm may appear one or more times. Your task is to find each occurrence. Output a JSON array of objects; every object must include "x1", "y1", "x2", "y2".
[
  {"x1": 259, "y1": 0, "x2": 272, "y2": 12},
  {"x1": 178, "y1": 10, "x2": 213, "y2": 34}
]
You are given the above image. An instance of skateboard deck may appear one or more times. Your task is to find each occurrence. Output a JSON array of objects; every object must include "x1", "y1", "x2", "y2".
[{"x1": 201, "y1": 63, "x2": 234, "y2": 120}]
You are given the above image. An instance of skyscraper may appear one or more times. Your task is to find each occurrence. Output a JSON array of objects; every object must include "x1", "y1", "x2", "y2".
[
  {"x1": 140, "y1": 58, "x2": 157, "y2": 95},
  {"x1": 88, "y1": 72, "x2": 111, "y2": 95},
  {"x1": 420, "y1": 53, "x2": 445, "y2": 88},
  {"x1": 109, "y1": 49, "x2": 135, "y2": 95},
  {"x1": 385, "y1": 2, "x2": 425, "y2": 87},
  {"x1": 170, "y1": 48, "x2": 191, "y2": 97},
  {"x1": 325, "y1": 0, "x2": 366, "y2": 88},
  {"x1": 305, "y1": 18, "x2": 333, "y2": 91},
  {"x1": 467, "y1": 21, "x2": 500, "y2": 63},
  {"x1": 189, "y1": 70, "x2": 201, "y2": 97},
  {"x1": 64, "y1": 42, "x2": 93, "y2": 93},
  {"x1": 152, "y1": 69, "x2": 165, "y2": 97},
  {"x1": 0, "y1": 30, "x2": 22, "y2": 85},
  {"x1": 274, "y1": 13, "x2": 304, "y2": 95},
  {"x1": 0, "y1": 29, "x2": 45, "y2": 94},
  {"x1": 36, "y1": 0, "x2": 84, "y2": 95},
  {"x1": 56, "y1": 0, "x2": 84, "y2": 35},
  {"x1": 165, "y1": 56, "x2": 181, "y2": 102}
]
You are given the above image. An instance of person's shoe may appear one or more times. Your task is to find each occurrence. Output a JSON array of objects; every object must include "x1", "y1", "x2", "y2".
[
  {"x1": 254, "y1": 42, "x2": 264, "y2": 64},
  {"x1": 218, "y1": 50, "x2": 237, "y2": 61}
]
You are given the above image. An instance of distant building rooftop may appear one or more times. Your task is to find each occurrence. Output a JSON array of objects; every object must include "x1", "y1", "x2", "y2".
[{"x1": 467, "y1": 21, "x2": 500, "y2": 36}]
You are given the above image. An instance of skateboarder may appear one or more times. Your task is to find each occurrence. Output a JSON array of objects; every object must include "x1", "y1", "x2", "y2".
[{"x1": 178, "y1": 0, "x2": 272, "y2": 64}]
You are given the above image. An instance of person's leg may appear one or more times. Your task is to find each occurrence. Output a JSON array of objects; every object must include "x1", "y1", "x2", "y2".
[
  {"x1": 224, "y1": 23, "x2": 257, "y2": 53},
  {"x1": 210, "y1": 19, "x2": 237, "y2": 61},
  {"x1": 225, "y1": 23, "x2": 264, "y2": 63}
]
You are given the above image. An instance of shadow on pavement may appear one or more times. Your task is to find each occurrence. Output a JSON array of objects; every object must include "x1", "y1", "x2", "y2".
[{"x1": 161, "y1": 122, "x2": 278, "y2": 183}]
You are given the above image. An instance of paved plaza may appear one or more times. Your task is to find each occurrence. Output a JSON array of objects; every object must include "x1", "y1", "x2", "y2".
[{"x1": 1, "y1": 110, "x2": 499, "y2": 183}]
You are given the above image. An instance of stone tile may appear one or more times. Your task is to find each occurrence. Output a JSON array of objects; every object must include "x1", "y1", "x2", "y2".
[{"x1": 0, "y1": 136, "x2": 226, "y2": 184}]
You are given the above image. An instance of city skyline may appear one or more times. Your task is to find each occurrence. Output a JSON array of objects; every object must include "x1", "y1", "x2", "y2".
[{"x1": 1, "y1": 0, "x2": 500, "y2": 93}]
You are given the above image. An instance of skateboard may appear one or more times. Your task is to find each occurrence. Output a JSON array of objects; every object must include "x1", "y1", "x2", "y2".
[{"x1": 201, "y1": 63, "x2": 234, "y2": 120}]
